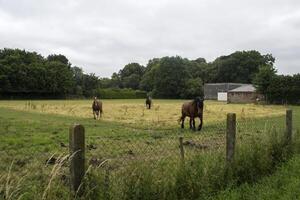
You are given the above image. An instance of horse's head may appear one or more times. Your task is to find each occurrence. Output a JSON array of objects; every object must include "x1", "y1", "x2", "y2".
[{"x1": 194, "y1": 97, "x2": 204, "y2": 115}]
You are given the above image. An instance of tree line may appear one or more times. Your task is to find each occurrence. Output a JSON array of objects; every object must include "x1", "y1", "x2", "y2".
[
  {"x1": 0, "y1": 48, "x2": 299, "y2": 103},
  {"x1": 253, "y1": 65, "x2": 300, "y2": 104},
  {"x1": 106, "y1": 50, "x2": 275, "y2": 99}
]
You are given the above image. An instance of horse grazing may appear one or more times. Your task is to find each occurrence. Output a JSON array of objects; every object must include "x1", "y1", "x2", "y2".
[
  {"x1": 92, "y1": 97, "x2": 103, "y2": 120},
  {"x1": 179, "y1": 97, "x2": 204, "y2": 131},
  {"x1": 145, "y1": 96, "x2": 152, "y2": 109}
]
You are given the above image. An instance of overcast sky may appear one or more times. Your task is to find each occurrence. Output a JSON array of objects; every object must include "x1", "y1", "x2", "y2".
[{"x1": 0, "y1": 0, "x2": 300, "y2": 77}]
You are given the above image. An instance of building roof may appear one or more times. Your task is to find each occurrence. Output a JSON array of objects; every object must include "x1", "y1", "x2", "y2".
[
  {"x1": 204, "y1": 83, "x2": 248, "y2": 86},
  {"x1": 229, "y1": 84, "x2": 256, "y2": 92}
]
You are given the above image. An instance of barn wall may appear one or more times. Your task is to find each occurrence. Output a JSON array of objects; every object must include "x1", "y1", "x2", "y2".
[{"x1": 227, "y1": 92, "x2": 257, "y2": 103}]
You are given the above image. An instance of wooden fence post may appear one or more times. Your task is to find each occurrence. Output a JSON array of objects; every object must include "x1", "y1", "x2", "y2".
[
  {"x1": 69, "y1": 124, "x2": 85, "y2": 195},
  {"x1": 286, "y1": 109, "x2": 293, "y2": 145},
  {"x1": 226, "y1": 113, "x2": 236, "y2": 163},
  {"x1": 179, "y1": 136, "x2": 185, "y2": 162}
]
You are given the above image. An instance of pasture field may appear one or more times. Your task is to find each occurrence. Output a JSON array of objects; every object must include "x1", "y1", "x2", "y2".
[
  {"x1": 0, "y1": 99, "x2": 286, "y2": 128},
  {"x1": 0, "y1": 99, "x2": 299, "y2": 199}
]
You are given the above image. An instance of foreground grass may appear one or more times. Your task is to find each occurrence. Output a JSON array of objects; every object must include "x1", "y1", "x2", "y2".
[{"x1": 215, "y1": 154, "x2": 300, "y2": 200}]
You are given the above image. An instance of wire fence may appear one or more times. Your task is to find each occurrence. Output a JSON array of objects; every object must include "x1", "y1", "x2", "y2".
[
  {"x1": 83, "y1": 114, "x2": 286, "y2": 167},
  {"x1": 0, "y1": 108, "x2": 294, "y2": 199},
  {"x1": 62, "y1": 112, "x2": 289, "y2": 198}
]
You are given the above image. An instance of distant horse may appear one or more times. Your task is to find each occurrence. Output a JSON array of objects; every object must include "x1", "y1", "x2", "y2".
[
  {"x1": 179, "y1": 97, "x2": 204, "y2": 131},
  {"x1": 145, "y1": 96, "x2": 152, "y2": 109},
  {"x1": 92, "y1": 97, "x2": 103, "y2": 120}
]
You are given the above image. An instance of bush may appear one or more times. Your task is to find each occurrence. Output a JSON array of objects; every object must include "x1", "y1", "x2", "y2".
[{"x1": 94, "y1": 88, "x2": 147, "y2": 99}]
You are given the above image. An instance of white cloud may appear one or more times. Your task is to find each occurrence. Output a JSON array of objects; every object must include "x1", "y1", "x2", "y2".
[{"x1": 0, "y1": 0, "x2": 300, "y2": 77}]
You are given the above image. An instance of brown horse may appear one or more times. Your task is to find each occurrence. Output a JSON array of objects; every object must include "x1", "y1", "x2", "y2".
[
  {"x1": 179, "y1": 97, "x2": 204, "y2": 131},
  {"x1": 145, "y1": 96, "x2": 152, "y2": 109},
  {"x1": 92, "y1": 97, "x2": 103, "y2": 120}
]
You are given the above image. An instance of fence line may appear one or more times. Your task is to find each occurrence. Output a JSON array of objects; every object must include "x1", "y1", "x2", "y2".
[{"x1": 68, "y1": 109, "x2": 293, "y2": 195}]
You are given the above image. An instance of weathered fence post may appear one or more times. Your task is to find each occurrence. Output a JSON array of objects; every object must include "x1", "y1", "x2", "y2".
[
  {"x1": 69, "y1": 124, "x2": 85, "y2": 195},
  {"x1": 226, "y1": 113, "x2": 236, "y2": 163},
  {"x1": 179, "y1": 136, "x2": 185, "y2": 162},
  {"x1": 286, "y1": 109, "x2": 293, "y2": 145}
]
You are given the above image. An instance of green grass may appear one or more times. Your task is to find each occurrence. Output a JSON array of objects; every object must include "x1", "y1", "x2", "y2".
[
  {"x1": 215, "y1": 154, "x2": 300, "y2": 200},
  {"x1": 0, "y1": 100, "x2": 299, "y2": 199}
]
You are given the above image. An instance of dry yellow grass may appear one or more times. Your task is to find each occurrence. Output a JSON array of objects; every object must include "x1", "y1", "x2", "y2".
[{"x1": 0, "y1": 99, "x2": 286, "y2": 128}]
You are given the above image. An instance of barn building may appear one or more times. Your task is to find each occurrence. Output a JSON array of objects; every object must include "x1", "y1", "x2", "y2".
[
  {"x1": 204, "y1": 83, "x2": 248, "y2": 100},
  {"x1": 204, "y1": 83, "x2": 260, "y2": 103},
  {"x1": 227, "y1": 84, "x2": 259, "y2": 103}
]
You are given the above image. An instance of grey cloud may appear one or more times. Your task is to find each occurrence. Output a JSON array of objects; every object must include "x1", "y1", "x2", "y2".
[{"x1": 0, "y1": 0, "x2": 300, "y2": 77}]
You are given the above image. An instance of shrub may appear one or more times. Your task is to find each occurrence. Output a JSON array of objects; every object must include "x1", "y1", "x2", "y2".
[{"x1": 94, "y1": 88, "x2": 147, "y2": 99}]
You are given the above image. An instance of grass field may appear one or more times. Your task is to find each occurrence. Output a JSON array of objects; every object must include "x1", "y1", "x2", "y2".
[
  {"x1": 0, "y1": 99, "x2": 286, "y2": 128},
  {"x1": 0, "y1": 99, "x2": 299, "y2": 199}
]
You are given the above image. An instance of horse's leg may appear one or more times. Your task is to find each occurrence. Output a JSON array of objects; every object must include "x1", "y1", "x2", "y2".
[
  {"x1": 192, "y1": 118, "x2": 196, "y2": 131},
  {"x1": 93, "y1": 111, "x2": 96, "y2": 120},
  {"x1": 189, "y1": 118, "x2": 192, "y2": 129},
  {"x1": 181, "y1": 116, "x2": 185, "y2": 129},
  {"x1": 198, "y1": 116, "x2": 203, "y2": 131}
]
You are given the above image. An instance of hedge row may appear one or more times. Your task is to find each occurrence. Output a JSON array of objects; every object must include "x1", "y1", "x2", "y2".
[{"x1": 94, "y1": 88, "x2": 147, "y2": 99}]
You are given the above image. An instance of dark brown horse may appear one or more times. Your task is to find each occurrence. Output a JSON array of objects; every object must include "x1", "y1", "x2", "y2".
[
  {"x1": 92, "y1": 97, "x2": 103, "y2": 120},
  {"x1": 145, "y1": 96, "x2": 152, "y2": 109},
  {"x1": 179, "y1": 97, "x2": 204, "y2": 131}
]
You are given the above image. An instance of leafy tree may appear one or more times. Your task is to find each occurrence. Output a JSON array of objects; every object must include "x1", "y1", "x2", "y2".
[
  {"x1": 119, "y1": 63, "x2": 145, "y2": 89},
  {"x1": 71, "y1": 66, "x2": 84, "y2": 95},
  {"x1": 45, "y1": 61, "x2": 74, "y2": 95},
  {"x1": 253, "y1": 64, "x2": 277, "y2": 101},
  {"x1": 110, "y1": 72, "x2": 122, "y2": 88},
  {"x1": 181, "y1": 78, "x2": 204, "y2": 99},
  {"x1": 139, "y1": 58, "x2": 160, "y2": 91},
  {"x1": 210, "y1": 51, "x2": 275, "y2": 83},
  {"x1": 267, "y1": 74, "x2": 300, "y2": 104},
  {"x1": 152, "y1": 56, "x2": 190, "y2": 98},
  {"x1": 47, "y1": 54, "x2": 70, "y2": 67},
  {"x1": 99, "y1": 78, "x2": 113, "y2": 89},
  {"x1": 82, "y1": 73, "x2": 99, "y2": 97}
]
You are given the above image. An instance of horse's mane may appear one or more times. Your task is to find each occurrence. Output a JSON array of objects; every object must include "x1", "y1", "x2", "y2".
[{"x1": 192, "y1": 97, "x2": 204, "y2": 108}]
